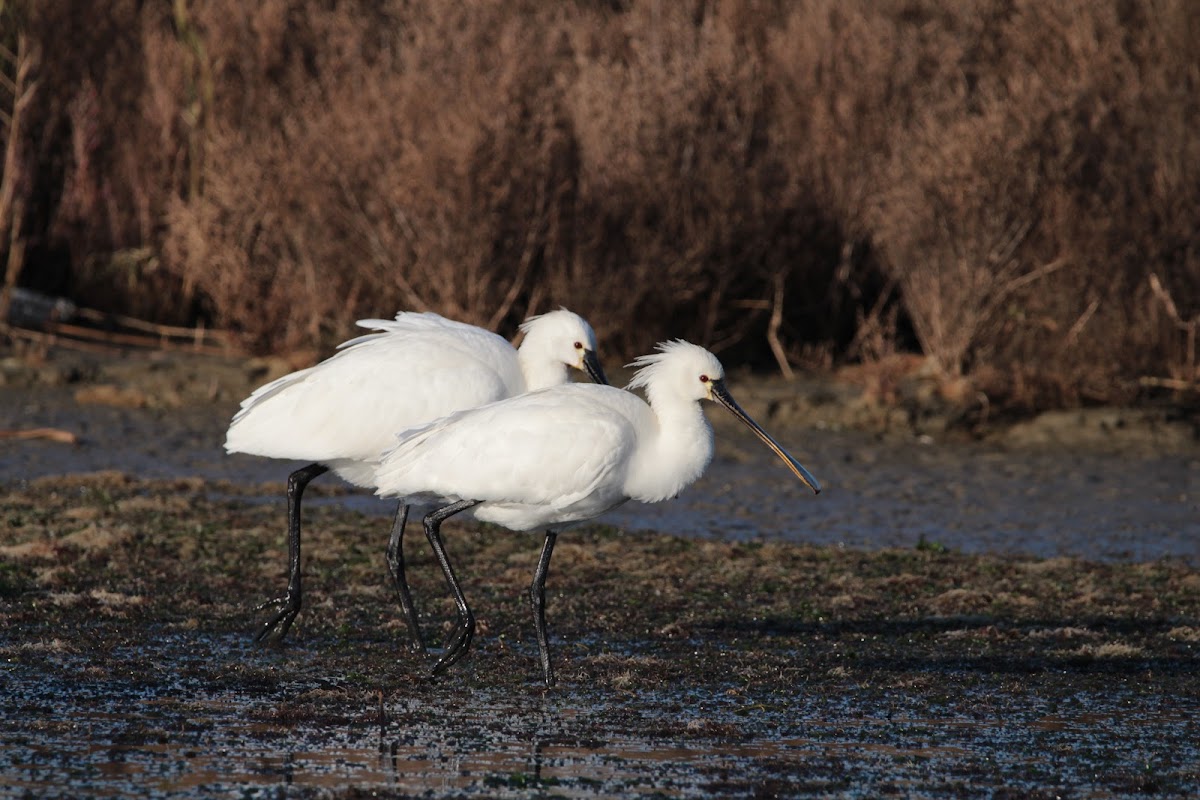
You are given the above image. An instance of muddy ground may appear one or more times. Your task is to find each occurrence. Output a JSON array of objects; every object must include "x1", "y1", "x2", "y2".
[{"x1": 1, "y1": 347, "x2": 1198, "y2": 797}]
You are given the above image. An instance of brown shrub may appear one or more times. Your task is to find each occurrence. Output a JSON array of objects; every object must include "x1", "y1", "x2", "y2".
[
  {"x1": 9, "y1": 1, "x2": 195, "y2": 319},
  {"x1": 869, "y1": 0, "x2": 1200, "y2": 404},
  {"x1": 163, "y1": 1, "x2": 592, "y2": 350},
  {"x1": 2, "y1": 0, "x2": 1198, "y2": 409}
]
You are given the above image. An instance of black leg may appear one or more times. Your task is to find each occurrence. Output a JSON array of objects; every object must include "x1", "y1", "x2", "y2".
[
  {"x1": 530, "y1": 531, "x2": 558, "y2": 688},
  {"x1": 423, "y1": 499, "x2": 481, "y2": 677},
  {"x1": 254, "y1": 462, "x2": 328, "y2": 643},
  {"x1": 384, "y1": 501, "x2": 425, "y2": 652}
]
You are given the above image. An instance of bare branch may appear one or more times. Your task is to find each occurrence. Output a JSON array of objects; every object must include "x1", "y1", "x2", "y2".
[
  {"x1": 991, "y1": 256, "x2": 1071, "y2": 307},
  {"x1": 0, "y1": 32, "x2": 37, "y2": 327},
  {"x1": 332, "y1": 167, "x2": 426, "y2": 312},
  {"x1": 487, "y1": 174, "x2": 548, "y2": 331},
  {"x1": 766, "y1": 270, "x2": 794, "y2": 379},
  {"x1": 1138, "y1": 376, "x2": 1199, "y2": 392},
  {"x1": 1063, "y1": 296, "x2": 1101, "y2": 349},
  {"x1": 1148, "y1": 272, "x2": 1190, "y2": 327}
]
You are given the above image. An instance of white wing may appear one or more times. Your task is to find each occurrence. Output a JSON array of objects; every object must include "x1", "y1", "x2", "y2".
[
  {"x1": 375, "y1": 384, "x2": 643, "y2": 512},
  {"x1": 341, "y1": 311, "x2": 508, "y2": 352},
  {"x1": 225, "y1": 315, "x2": 523, "y2": 465}
]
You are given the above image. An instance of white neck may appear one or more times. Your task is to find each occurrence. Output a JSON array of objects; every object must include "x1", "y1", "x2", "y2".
[
  {"x1": 518, "y1": 347, "x2": 570, "y2": 391},
  {"x1": 625, "y1": 389, "x2": 714, "y2": 503}
]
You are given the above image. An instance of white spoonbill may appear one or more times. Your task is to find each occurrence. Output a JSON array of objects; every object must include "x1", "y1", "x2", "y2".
[
  {"x1": 373, "y1": 340, "x2": 820, "y2": 686},
  {"x1": 224, "y1": 309, "x2": 607, "y2": 646}
]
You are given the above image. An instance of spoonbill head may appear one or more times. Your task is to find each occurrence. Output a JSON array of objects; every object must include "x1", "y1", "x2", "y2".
[
  {"x1": 222, "y1": 308, "x2": 607, "y2": 648},
  {"x1": 626, "y1": 341, "x2": 820, "y2": 495},
  {"x1": 516, "y1": 308, "x2": 607, "y2": 390},
  {"x1": 372, "y1": 339, "x2": 819, "y2": 685}
]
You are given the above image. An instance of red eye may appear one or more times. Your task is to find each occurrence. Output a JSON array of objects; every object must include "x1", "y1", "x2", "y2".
[
  {"x1": 574, "y1": 341, "x2": 583, "y2": 349},
  {"x1": 699, "y1": 375, "x2": 709, "y2": 383}
]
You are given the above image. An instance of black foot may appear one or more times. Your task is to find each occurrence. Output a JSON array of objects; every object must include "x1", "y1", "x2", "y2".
[
  {"x1": 404, "y1": 631, "x2": 427, "y2": 654},
  {"x1": 254, "y1": 592, "x2": 300, "y2": 643},
  {"x1": 431, "y1": 611, "x2": 475, "y2": 677}
]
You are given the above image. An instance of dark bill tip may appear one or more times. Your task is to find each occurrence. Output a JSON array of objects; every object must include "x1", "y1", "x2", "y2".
[{"x1": 583, "y1": 350, "x2": 609, "y2": 386}]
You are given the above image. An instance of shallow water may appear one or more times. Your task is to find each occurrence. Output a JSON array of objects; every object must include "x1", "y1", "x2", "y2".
[{"x1": 3, "y1": 387, "x2": 1197, "y2": 563}]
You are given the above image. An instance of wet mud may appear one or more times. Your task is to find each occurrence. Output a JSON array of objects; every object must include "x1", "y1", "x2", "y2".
[{"x1": 1, "y1": 351, "x2": 1198, "y2": 796}]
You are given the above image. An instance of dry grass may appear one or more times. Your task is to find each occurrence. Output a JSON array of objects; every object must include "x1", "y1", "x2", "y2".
[{"x1": 2, "y1": 0, "x2": 1199, "y2": 408}]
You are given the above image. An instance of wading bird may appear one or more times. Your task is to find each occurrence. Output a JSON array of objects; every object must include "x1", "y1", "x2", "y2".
[
  {"x1": 372, "y1": 340, "x2": 820, "y2": 686},
  {"x1": 225, "y1": 309, "x2": 607, "y2": 646}
]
